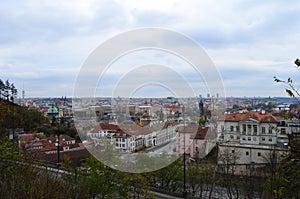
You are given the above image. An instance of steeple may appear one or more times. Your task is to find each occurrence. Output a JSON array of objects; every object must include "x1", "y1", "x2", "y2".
[{"x1": 198, "y1": 95, "x2": 204, "y2": 117}]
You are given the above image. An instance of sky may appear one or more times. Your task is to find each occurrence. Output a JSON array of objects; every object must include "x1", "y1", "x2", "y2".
[{"x1": 1, "y1": 0, "x2": 300, "y2": 98}]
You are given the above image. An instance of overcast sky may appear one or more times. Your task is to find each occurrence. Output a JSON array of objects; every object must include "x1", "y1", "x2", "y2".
[{"x1": 1, "y1": 0, "x2": 300, "y2": 98}]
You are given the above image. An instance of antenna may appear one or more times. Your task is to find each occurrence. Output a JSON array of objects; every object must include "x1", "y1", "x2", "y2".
[{"x1": 22, "y1": 84, "x2": 25, "y2": 106}]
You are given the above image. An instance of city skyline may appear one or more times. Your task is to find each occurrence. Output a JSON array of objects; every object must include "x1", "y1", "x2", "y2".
[{"x1": 1, "y1": 0, "x2": 300, "y2": 98}]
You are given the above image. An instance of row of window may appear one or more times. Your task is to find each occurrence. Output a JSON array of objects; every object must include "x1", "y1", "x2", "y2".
[
  {"x1": 116, "y1": 143, "x2": 126, "y2": 148},
  {"x1": 242, "y1": 136, "x2": 273, "y2": 142},
  {"x1": 116, "y1": 138, "x2": 126, "y2": 142},
  {"x1": 228, "y1": 125, "x2": 276, "y2": 134},
  {"x1": 227, "y1": 134, "x2": 274, "y2": 142},
  {"x1": 232, "y1": 150, "x2": 262, "y2": 157}
]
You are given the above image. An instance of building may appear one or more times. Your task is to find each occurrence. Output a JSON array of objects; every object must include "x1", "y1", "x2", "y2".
[
  {"x1": 87, "y1": 121, "x2": 179, "y2": 153},
  {"x1": 152, "y1": 120, "x2": 177, "y2": 146},
  {"x1": 176, "y1": 123, "x2": 217, "y2": 158},
  {"x1": 217, "y1": 110, "x2": 289, "y2": 165},
  {"x1": 113, "y1": 129, "x2": 135, "y2": 152},
  {"x1": 47, "y1": 105, "x2": 59, "y2": 120}
]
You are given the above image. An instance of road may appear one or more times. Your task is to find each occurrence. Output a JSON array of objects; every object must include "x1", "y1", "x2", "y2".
[{"x1": 148, "y1": 139, "x2": 177, "y2": 157}]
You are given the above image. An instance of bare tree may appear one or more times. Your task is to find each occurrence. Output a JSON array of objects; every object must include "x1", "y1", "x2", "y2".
[{"x1": 218, "y1": 147, "x2": 241, "y2": 199}]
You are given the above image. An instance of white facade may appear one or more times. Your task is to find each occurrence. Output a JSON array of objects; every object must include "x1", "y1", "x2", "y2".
[
  {"x1": 156, "y1": 125, "x2": 177, "y2": 146},
  {"x1": 115, "y1": 136, "x2": 135, "y2": 152},
  {"x1": 218, "y1": 111, "x2": 289, "y2": 164}
]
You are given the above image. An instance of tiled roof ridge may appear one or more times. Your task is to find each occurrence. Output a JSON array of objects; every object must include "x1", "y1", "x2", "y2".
[{"x1": 225, "y1": 111, "x2": 278, "y2": 123}]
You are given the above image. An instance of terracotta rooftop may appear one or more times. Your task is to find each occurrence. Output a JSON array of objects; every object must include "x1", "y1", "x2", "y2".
[
  {"x1": 90, "y1": 123, "x2": 120, "y2": 133},
  {"x1": 192, "y1": 126, "x2": 209, "y2": 140},
  {"x1": 119, "y1": 124, "x2": 152, "y2": 135},
  {"x1": 177, "y1": 123, "x2": 217, "y2": 140},
  {"x1": 176, "y1": 123, "x2": 199, "y2": 134},
  {"x1": 113, "y1": 129, "x2": 132, "y2": 137},
  {"x1": 225, "y1": 111, "x2": 278, "y2": 123},
  {"x1": 100, "y1": 123, "x2": 119, "y2": 131}
]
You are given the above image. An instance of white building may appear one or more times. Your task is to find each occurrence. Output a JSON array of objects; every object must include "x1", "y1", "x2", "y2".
[
  {"x1": 217, "y1": 110, "x2": 289, "y2": 164},
  {"x1": 87, "y1": 121, "x2": 180, "y2": 153},
  {"x1": 113, "y1": 129, "x2": 135, "y2": 152}
]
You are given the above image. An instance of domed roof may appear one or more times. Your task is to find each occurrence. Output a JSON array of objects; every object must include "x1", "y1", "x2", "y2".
[{"x1": 48, "y1": 106, "x2": 58, "y2": 114}]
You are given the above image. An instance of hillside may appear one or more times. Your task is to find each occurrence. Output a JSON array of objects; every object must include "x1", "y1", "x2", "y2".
[{"x1": 0, "y1": 99, "x2": 50, "y2": 138}]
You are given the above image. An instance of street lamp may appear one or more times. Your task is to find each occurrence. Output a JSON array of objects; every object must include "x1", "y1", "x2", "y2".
[
  {"x1": 182, "y1": 105, "x2": 187, "y2": 198},
  {"x1": 56, "y1": 105, "x2": 60, "y2": 168},
  {"x1": 56, "y1": 134, "x2": 60, "y2": 168}
]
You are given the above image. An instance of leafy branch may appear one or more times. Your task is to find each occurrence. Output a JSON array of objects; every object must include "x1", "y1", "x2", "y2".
[{"x1": 274, "y1": 59, "x2": 300, "y2": 101}]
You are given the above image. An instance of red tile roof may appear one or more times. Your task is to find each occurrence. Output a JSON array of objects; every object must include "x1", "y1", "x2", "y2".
[
  {"x1": 113, "y1": 129, "x2": 131, "y2": 137},
  {"x1": 192, "y1": 126, "x2": 209, "y2": 140},
  {"x1": 225, "y1": 111, "x2": 278, "y2": 123},
  {"x1": 32, "y1": 148, "x2": 89, "y2": 166},
  {"x1": 19, "y1": 134, "x2": 35, "y2": 141},
  {"x1": 176, "y1": 123, "x2": 199, "y2": 134},
  {"x1": 177, "y1": 123, "x2": 217, "y2": 140},
  {"x1": 119, "y1": 124, "x2": 152, "y2": 135},
  {"x1": 90, "y1": 123, "x2": 120, "y2": 133},
  {"x1": 100, "y1": 123, "x2": 120, "y2": 131}
]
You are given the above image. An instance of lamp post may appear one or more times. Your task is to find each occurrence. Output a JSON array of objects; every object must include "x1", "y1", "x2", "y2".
[
  {"x1": 56, "y1": 105, "x2": 60, "y2": 168},
  {"x1": 56, "y1": 134, "x2": 60, "y2": 168},
  {"x1": 182, "y1": 105, "x2": 187, "y2": 198}
]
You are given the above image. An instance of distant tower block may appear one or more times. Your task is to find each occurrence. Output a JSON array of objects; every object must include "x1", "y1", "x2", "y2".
[
  {"x1": 216, "y1": 93, "x2": 219, "y2": 98},
  {"x1": 207, "y1": 93, "x2": 210, "y2": 98}
]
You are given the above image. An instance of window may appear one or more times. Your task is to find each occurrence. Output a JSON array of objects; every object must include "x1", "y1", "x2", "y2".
[
  {"x1": 262, "y1": 137, "x2": 265, "y2": 141},
  {"x1": 246, "y1": 151, "x2": 249, "y2": 156},
  {"x1": 253, "y1": 125, "x2": 257, "y2": 134},
  {"x1": 281, "y1": 128, "x2": 286, "y2": 135},
  {"x1": 258, "y1": 152, "x2": 261, "y2": 157},
  {"x1": 232, "y1": 150, "x2": 235, "y2": 153},
  {"x1": 268, "y1": 127, "x2": 272, "y2": 134},
  {"x1": 253, "y1": 137, "x2": 257, "y2": 141},
  {"x1": 248, "y1": 137, "x2": 251, "y2": 141},
  {"x1": 230, "y1": 135, "x2": 234, "y2": 139},
  {"x1": 247, "y1": 125, "x2": 252, "y2": 133},
  {"x1": 230, "y1": 125, "x2": 234, "y2": 131},
  {"x1": 242, "y1": 124, "x2": 246, "y2": 133},
  {"x1": 237, "y1": 136, "x2": 240, "y2": 140},
  {"x1": 262, "y1": 127, "x2": 266, "y2": 134},
  {"x1": 236, "y1": 126, "x2": 240, "y2": 132},
  {"x1": 269, "y1": 138, "x2": 272, "y2": 142},
  {"x1": 242, "y1": 137, "x2": 246, "y2": 141}
]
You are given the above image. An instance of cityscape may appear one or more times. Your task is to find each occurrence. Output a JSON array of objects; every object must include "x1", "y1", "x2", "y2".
[{"x1": 1, "y1": 85, "x2": 300, "y2": 198}]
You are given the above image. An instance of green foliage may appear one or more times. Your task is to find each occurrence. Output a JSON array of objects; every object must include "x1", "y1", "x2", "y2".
[
  {"x1": 274, "y1": 58, "x2": 300, "y2": 99},
  {"x1": 80, "y1": 155, "x2": 153, "y2": 198},
  {"x1": 0, "y1": 138, "x2": 87, "y2": 199},
  {"x1": 295, "y1": 58, "x2": 300, "y2": 67},
  {"x1": 271, "y1": 58, "x2": 300, "y2": 198},
  {"x1": 149, "y1": 158, "x2": 183, "y2": 194},
  {"x1": 0, "y1": 99, "x2": 50, "y2": 136}
]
